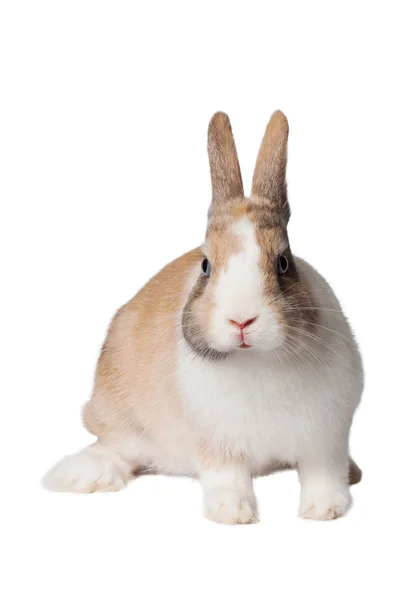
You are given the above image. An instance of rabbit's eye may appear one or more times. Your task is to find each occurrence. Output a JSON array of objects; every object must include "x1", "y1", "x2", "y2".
[
  {"x1": 201, "y1": 258, "x2": 211, "y2": 277},
  {"x1": 278, "y1": 254, "x2": 290, "y2": 276}
]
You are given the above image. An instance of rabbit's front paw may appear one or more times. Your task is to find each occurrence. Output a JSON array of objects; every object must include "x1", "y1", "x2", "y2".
[
  {"x1": 204, "y1": 488, "x2": 259, "y2": 525},
  {"x1": 299, "y1": 487, "x2": 350, "y2": 521}
]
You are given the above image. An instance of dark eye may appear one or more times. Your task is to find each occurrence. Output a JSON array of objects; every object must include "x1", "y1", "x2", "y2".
[
  {"x1": 277, "y1": 254, "x2": 289, "y2": 276},
  {"x1": 201, "y1": 258, "x2": 211, "y2": 277}
]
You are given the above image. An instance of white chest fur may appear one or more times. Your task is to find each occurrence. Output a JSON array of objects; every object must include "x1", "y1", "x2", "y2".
[{"x1": 179, "y1": 346, "x2": 331, "y2": 472}]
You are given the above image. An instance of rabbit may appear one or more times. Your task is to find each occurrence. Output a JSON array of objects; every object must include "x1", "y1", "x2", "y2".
[{"x1": 43, "y1": 110, "x2": 363, "y2": 523}]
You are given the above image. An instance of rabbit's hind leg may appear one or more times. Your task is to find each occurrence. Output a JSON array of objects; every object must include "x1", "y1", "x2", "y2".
[{"x1": 42, "y1": 436, "x2": 146, "y2": 493}]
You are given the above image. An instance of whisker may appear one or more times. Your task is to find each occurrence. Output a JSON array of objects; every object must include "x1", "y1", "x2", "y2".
[
  {"x1": 285, "y1": 325, "x2": 357, "y2": 375},
  {"x1": 290, "y1": 320, "x2": 354, "y2": 345},
  {"x1": 285, "y1": 324, "x2": 343, "y2": 358},
  {"x1": 286, "y1": 333, "x2": 334, "y2": 379},
  {"x1": 282, "y1": 306, "x2": 343, "y2": 314},
  {"x1": 281, "y1": 336, "x2": 323, "y2": 381}
]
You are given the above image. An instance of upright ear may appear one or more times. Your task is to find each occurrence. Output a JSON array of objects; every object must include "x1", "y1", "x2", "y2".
[
  {"x1": 252, "y1": 110, "x2": 290, "y2": 221},
  {"x1": 208, "y1": 112, "x2": 244, "y2": 207}
]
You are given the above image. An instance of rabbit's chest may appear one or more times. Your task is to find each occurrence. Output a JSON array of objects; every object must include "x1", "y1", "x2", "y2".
[{"x1": 177, "y1": 350, "x2": 328, "y2": 468}]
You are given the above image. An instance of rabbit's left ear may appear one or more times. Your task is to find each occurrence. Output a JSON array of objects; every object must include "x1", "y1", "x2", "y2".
[
  {"x1": 207, "y1": 112, "x2": 244, "y2": 207},
  {"x1": 252, "y1": 110, "x2": 290, "y2": 222}
]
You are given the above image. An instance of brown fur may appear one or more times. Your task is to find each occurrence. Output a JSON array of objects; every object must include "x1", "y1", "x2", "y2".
[
  {"x1": 84, "y1": 249, "x2": 202, "y2": 440},
  {"x1": 349, "y1": 457, "x2": 363, "y2": 485},
  {"x1": 252, "y1": 110, "x2": 290, "y2": 223},
  {"x1": 207, "y1": 113, "x2": 244, "y2": 210}
]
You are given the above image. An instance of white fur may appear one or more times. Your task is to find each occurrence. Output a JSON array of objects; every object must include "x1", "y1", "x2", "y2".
[
  {"x1": 43, "y1": 443, "x2": 131, "y2": 493},
  {"x1": 201, "y1": 466, "x2": 258, "y2": 524},
  {"x1": 299, "y1": 467, "x2": 351, "y2": 520}
]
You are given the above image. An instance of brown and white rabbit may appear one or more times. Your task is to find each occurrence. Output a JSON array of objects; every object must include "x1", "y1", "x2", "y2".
[{"x1": 44, "y1": 111, "x2": 363, "y2": 523}]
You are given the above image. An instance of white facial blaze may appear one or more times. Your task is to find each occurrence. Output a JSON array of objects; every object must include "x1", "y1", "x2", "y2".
[
  {"x1": 209, "y1": 216, "x2": 283, "y2": 352},
  {"x1": 219, "y1": 217, "x2": 264, "y2": 321}
]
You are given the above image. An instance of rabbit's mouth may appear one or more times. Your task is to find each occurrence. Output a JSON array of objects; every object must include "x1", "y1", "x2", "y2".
[{"x1": 239, "y1": 343, "x2": 252, "y2": 349}]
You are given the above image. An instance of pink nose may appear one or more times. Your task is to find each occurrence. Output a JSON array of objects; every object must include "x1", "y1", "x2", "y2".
[{"x1": 229, "y1": 316, "x2": 258, "y2": 330}]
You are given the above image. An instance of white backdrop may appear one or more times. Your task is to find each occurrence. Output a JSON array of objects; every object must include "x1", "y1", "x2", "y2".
[{"x1": 1, "y1": 1, "x2": 399, "y2": 599}]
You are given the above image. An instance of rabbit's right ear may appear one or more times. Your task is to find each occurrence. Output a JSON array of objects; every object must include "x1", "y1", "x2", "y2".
[{"x1": 208, "y1": 112, "x2": 244, "y2": 207}]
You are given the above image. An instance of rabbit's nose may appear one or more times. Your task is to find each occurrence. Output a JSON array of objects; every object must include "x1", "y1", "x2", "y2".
[{"x1": 228, "y1": 316, "x2": 258, "y2": 330}]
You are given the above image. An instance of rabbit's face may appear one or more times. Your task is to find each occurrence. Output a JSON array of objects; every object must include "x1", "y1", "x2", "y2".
[{"x1": 182, "y1": 199, "x2": 317, "y2": 359}]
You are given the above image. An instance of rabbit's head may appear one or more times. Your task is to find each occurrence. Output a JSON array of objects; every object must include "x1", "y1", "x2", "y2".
[{"x1": 182, "y1": 111, "x2": 318, "y2": 360}]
